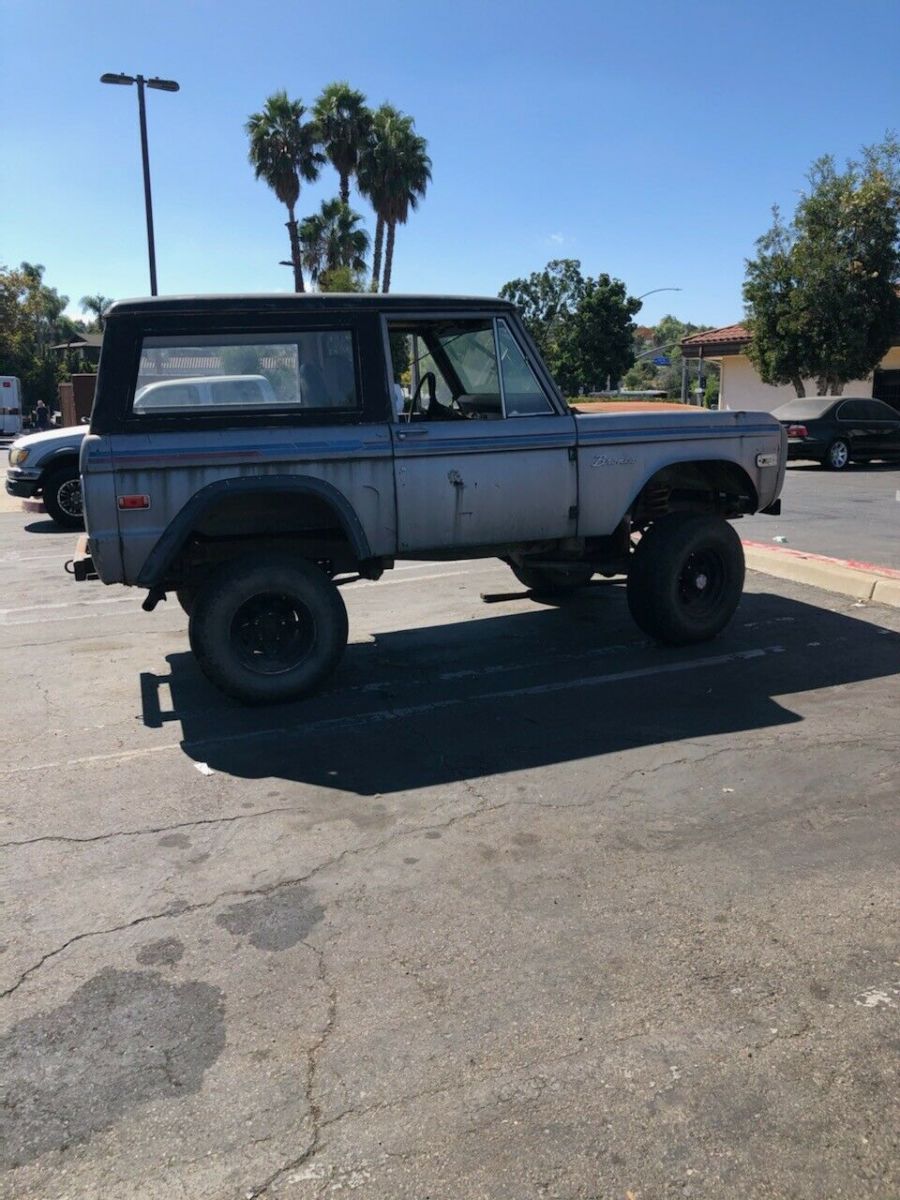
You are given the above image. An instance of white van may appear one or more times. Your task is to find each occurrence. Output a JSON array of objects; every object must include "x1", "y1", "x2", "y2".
[{"x1": 0, "y1": 377, "x2": 23, "y2": 438}]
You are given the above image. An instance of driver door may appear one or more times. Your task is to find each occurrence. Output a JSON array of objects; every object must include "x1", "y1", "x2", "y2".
[{"x1": 387, "y1": 316, "x2": 577, "y2": 553}]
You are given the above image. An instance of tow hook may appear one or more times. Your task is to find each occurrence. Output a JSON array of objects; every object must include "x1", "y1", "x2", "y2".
[{"x1": 142, "y1": 587, "x2": 167, "y2": 612}]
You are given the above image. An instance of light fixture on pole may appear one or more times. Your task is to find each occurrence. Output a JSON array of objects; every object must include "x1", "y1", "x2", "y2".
[
  {"x1": 100, "y1": 72, "x2": 180, "y2": 296},
  {"x1": 635, "y1": 286, "x2": 682, "y2": 302}
]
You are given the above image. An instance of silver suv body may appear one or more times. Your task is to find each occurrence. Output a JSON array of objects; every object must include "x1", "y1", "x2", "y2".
[{"x1": 75, "y1": 294, "x2": 785, "y2": 703}]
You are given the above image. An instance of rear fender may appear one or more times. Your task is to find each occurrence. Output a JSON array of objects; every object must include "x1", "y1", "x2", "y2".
[{"x1": 135, "y1": 474, "x2": 372, "y2": 588}]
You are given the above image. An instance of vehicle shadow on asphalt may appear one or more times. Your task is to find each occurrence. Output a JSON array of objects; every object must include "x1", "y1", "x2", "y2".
[
  {"x1": 23, "y1": 520, "x2": 64, "y2": 534},
  {"x1": 142, "y1": 589, "x2": 900, "y2": 795}
]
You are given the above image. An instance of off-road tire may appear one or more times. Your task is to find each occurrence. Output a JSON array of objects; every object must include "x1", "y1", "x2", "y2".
[
  {"x1": 510, "y1": 562, "x2": 594, "y2": 594},
  {"x1": 175, "y1": 588, "x2": 196, "y2": 617},
  {"x1": 42, "y1": 464, "x2": 84, "y2": 529},
  {"x1": 188, "y1": 554, "x2": 348, "y2": 704},
  {"x1": 626, "y1": 514, "x2": 744, "y2": 645}
]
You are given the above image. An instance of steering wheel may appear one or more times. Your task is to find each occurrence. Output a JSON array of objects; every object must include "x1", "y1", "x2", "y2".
[{"x1": 410, "y1": 371, "x2": 436, "y2": 417}]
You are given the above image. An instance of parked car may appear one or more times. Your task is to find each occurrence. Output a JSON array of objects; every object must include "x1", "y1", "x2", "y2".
[
  {"x1": 6, "y1": 425, "x2": 87, "y2": 528},
  {"x1": 72, "y1": 293, "x2": 785, "y2": 704},
  {"x1": 774, "y1": 396, "x2": 900, "y2": 470}
]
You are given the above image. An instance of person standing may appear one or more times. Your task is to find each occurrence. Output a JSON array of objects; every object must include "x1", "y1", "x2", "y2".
[{"x1": 34, "y1": 399, "x2": 50, "y2": 430}]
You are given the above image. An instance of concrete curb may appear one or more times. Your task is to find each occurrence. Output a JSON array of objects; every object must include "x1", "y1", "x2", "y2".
[{"x1": 743, "y1": 540, "x2": 900, "y2": 608}]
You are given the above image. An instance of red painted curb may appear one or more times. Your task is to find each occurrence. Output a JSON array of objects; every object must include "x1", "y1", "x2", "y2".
[{"x1": 742, "y1": 540, "x2": 900, "y2": 580}]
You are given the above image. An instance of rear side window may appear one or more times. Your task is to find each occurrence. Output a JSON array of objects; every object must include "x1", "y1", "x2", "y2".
[
  {"x1": 862, "y1": 400, "x2": 898, "y2": 420},
  {"x1": 131, "y1": 330, "x2": 359, "y2": 416},
  {"x1": 836, "y1": 400, "x2": 867, "y2": 421}
]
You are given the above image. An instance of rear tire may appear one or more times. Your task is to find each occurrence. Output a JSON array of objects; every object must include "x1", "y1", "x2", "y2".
[
  {"x1": 42, "y1": 465, "x2": 84, "y2": 529},
  {"x1": 510, "y1": 562, "x2": 594, "y2": 594},
  {"x1": 824, "y1": 439, "x2": 850, "y2": 470},
  {"x1": 627, "y1": 514, "x2": 744, "y2": 645},
  {"x1": 188, "y1": 554, "x2": 348, "y2": 704}
]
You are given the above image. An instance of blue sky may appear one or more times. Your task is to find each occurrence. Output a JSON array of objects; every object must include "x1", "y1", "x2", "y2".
[{"x1": 3, "y1": 0, "x2": 898, "y2": 328}]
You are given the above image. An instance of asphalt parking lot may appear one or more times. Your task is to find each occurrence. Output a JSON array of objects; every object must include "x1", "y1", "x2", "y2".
[
  {"x1": 742, "y1": 461, "x2": 900, "y2": 568},
  {"x1": 1, "y1": 510, "x2": 899, "y2": 1200}
]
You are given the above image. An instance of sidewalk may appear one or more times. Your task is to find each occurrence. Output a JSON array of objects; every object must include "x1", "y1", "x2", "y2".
[{"x1": 743, "y1": 539, "x2": 900, "y2": 608}]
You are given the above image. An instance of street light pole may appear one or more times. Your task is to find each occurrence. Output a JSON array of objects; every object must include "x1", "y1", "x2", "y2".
[
  {"x1": 135, "y1": 77, "x2": 158, "y2": 296},
  {"x1": 100, "y1": 72, "x2": 180, "y2": 296}
]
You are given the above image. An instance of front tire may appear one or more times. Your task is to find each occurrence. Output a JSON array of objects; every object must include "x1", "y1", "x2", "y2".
[
  {"x1": 42, "y1": 465, "x2": 84, "y2": 529},
  {"x1": 627, "y1": 514, "x2": 744, "y2": 645},
  {"x1": 188, "y1": 554, "x2": 348, "y2": 704},
  {"x1": 510, "y1": 562, "x2": 594, "y2": 595},
  {"x1": 824, "y1": 439, "x2": 850, "y2": 471}
]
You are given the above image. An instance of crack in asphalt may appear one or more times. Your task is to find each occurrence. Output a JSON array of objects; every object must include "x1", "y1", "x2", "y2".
[
  {"x1": 243, "y1": 943, "x2": 338, "y2": 1199},
  {"x1": 0, "y1": 804, "x2": 301, "y2": 851}
]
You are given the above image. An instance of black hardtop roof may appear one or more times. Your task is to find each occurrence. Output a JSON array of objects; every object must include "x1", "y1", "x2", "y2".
[{"x1": 107, "y1": 293, "x2": 517, "y2": 318}]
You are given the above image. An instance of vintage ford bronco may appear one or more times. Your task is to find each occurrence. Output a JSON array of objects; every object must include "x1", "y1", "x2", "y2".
[{"x1": 73, "y1": 294, "x2": 786, "y2": 703}]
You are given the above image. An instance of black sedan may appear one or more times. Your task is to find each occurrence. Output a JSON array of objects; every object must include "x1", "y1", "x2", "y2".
[{"x1": 773, "y1": 396, "x2": 900, "y2": 470}]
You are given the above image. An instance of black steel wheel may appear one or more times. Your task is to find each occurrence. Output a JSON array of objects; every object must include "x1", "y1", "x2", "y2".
[
  {"x1": 627, "y1": 514, "x2": 745, "y2": 645},
  {"x1": 43, "y1": 465, "x2": 84, "y2": 529},
  {"x1": 188, "y1": 554, "x2": 348, "y2": 704}
]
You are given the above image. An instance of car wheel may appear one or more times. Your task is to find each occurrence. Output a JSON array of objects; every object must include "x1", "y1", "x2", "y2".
[
  {"x1": 188, "y1": 553, "x2": 349, "y2": 704},
  {"x1": 42, "y1": 465, "x2": 84, "y2": 529},
  {"x1": 626, "y1": 514, "x2": 745, "y2": 645},
  {"x1": 824, "y1": 439, "x2": 850, "y2": 470},
  {"x1": 510, "y1": 562, "x2": 594, "y2": 594}
]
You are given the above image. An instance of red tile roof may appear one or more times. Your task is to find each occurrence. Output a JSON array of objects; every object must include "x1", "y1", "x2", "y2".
[{"x1": 681, "y1": 324, "x2": 750, "y2": 346}]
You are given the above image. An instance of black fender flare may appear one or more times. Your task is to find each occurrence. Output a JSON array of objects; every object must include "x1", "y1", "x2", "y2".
[{"x1": 136, "y1": 474, "x2": 373, "y2": 588}]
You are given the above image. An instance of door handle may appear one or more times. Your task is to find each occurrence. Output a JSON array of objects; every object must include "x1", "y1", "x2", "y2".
[{"x1": 397, "y1": 428, "x2": 429, "y2": 439}]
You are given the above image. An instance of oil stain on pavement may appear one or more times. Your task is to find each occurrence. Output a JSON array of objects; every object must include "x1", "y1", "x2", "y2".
[
  {"x1": 1, "y1": 967, "x2": 225, "y2": 1168},
  {"x1": 215, "y1": 883, "x2": 324, "y2": 951}
]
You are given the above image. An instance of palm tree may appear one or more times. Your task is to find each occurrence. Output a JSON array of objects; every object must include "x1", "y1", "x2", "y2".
[
  {"x1": 299, "y1": 199, "x2": 370, "y2": 288},
  {"x1": 357, "y1": 105, "x2": 401, "y2": 291},
  {"x1": 313, "y1": 82, "x2": 371, "y2": 206},
  {"x1": 246, "y1": 91, "x2": 325, "y2": 292},
  {"x1": 358, "y1": 106, "x2": 431, "y2": 293},
  {"x1": 79, "y1": 294, "x2": 113, "y2": 330}
]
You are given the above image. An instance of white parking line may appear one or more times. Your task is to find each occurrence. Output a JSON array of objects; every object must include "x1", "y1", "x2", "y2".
[
  {"x1": 1, "y1": 644, "x2": 786, "y2": 776},
  {"x1": 0, "y1": 562, "x2": 497, "y2": 624}
]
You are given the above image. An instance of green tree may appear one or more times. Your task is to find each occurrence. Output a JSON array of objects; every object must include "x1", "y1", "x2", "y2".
[
  {"x1": 499, "y1": 260, "x2": 641, "y2": 394},
  {"x1": 744, "y1": 136, "x2": 900, "y2": 396},
  {"x1": 313, "y1": 82, "x2": 371, "y2": 205},
  {"x1": 499, "y1": 259, "x2": 586, "y2": 359},
  {"x1": 299, "y1": 198, "x2": 370, "y2": 289},
  {"x1": 318, "y1": 265, "x2": 365, "y2": 293},
  {"x1": 358, "y1": 105, "x2": 431, "y2": 293},
  {"x1": 246, "y1": 91, "x2": 325, "y2": 293},
  {"x1": 79, "y1": 293, "x2": 114, "y2": 331},
  {"x1": 553, "y1": 274, "x2": 643, "y2": 394},
  {"x1": 0, "y1": 262, "x2": 71, "y2": 410}
]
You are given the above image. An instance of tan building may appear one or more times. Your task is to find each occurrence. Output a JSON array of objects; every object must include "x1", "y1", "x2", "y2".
[{"x1": 681, "y1": 324, "x2": 900, "y2": 413}]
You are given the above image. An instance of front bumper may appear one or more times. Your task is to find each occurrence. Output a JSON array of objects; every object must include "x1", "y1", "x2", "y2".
[{"x1": 5, "y1": 472, "x2": 40, "y2": 498}]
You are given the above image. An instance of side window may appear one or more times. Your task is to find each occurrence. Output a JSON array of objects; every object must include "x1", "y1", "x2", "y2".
[
  {"x1": 131, "y1": 330, "x2": 359, "y2": 417},
  {"x1": 386, "y1": 318, "x2": 553, "y2": 420},
  {"x1": 837, "y1": 400, "x2": 866, "y2": 421},
  {"x1": 862, "y1": 400, "x2": 896, "y2": 420},
  {"x1": 497, "y1": 320, "x2": 553, "y2": 416}
]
